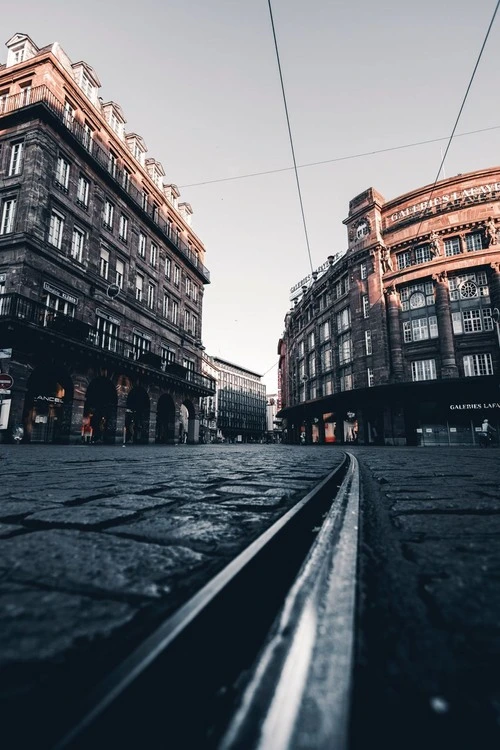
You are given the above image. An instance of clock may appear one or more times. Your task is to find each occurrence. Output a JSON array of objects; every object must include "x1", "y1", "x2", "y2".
[{"x1": 356, "y1": 219, "x2": 370, "y2": 240}]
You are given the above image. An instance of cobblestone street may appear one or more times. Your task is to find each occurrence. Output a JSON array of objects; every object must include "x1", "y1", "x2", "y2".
[{"x1": 0, "y1": 443, "x2": 499, "y2": 749}]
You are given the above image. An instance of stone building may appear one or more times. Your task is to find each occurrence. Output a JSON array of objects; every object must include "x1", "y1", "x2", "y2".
[
  {"x1": 278, "y1": 167, "x2": 500, "y2": 446},
  {"x1": 0, "y1": 33, "x2": 214, "y2": 444}
]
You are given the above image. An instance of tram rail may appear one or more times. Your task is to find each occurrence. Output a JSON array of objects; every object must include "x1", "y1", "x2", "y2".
[{"x1": 53, "y1": 451, "x2": 360, "y2": 750}]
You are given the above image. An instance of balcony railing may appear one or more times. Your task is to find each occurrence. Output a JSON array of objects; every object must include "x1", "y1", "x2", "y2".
[
  {"x1": 0, "y1": 294, "x2": 215, "y2": 392},
  {"x1": 0, "y1": 85, "x2": 210, "y2": 283}
]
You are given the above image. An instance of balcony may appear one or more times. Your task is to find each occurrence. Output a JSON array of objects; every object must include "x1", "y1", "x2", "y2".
[
  {"x1": 0, "y1": 86, "x2": 210, "y2": 284},
  {"x1": 0, "y1": 294, "x2": 215, "y2": 394}
]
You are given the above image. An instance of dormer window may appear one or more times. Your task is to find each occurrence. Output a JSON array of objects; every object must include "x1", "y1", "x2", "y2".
[
  {"x1": 5, "y1": 35, "x2": 38, "y2": 68},
  {"x1": 81, "y1": 73, "x2": 95, "y2": 100},
  {"x1": 125, "y1": 134, "x2": 147, "y2": 168},
  {"x1": 72, "y1": 62, "x2": 101, "y2": 104},
  {"x1": 146, "y1": 159, "x2": 165, "y2": 189},
  {"x1": 102, "y1": 102, "x2": 126, "y2": 140},
  {"x1": 12, "y1": 45, "x2": 25, "y2": 64}
]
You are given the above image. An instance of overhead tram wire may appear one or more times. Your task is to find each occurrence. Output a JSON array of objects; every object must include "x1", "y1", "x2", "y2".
[
  {"x1": 414, "y1": 0, "x2": 500, "y2": 239},
  {"x1": 267, "y1": 0, "x2": 314, "y2": 275},
  {"x1": 178, "y1": 124, "x2": 500, "y2": 189}
]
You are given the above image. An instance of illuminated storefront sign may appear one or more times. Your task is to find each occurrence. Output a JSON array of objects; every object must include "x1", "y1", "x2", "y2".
[
  {"x1": 35, "y1": 395, "x2": 64, "y2": 404},
  {"x1": 449, "y1": 403, "x2": 500, "y2": 410}
]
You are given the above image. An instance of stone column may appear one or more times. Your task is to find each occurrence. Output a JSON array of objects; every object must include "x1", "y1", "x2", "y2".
[
  {"x1": 489, "y1": 262, "x2": 500, "y2": 313},
  {"x1": 385, "y1": 285, "x2": 404, "y2": 381},
  {"x1": 187, "y1": 416, "x2": 199, "y2": 444},
  {"x1": 433, "y1": 271, "x2": 458, "y2": 378}
]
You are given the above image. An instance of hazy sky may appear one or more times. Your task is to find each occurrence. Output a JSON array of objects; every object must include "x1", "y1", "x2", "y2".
[{"x1": 2, "y1": 1, "x2": 499, "y2": 391}]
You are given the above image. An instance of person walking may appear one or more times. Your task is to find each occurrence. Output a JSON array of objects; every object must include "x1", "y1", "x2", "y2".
[{"x1": 480, "y1": 418, "x2": 496, "y2": 447}]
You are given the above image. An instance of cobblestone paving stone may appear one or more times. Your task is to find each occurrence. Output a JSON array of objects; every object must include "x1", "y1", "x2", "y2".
[
  {"x1": 0, "y1": 442, "x2": 344, "y2": 736},
  {"x1": 348, "y1": 446, "x2": 500, "y2": 750}
]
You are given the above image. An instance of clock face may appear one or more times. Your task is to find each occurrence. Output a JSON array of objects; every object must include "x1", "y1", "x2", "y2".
[{"x1": 356, "y1": 220, "x2": 370, "y2": 239}]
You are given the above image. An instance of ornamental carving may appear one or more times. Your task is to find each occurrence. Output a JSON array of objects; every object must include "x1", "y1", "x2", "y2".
[{"x1": 484, "y1": 216, "x2": 498, "y2": 246}]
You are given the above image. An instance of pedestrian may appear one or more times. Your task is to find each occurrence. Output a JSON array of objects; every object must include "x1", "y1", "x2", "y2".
[{"x1": 480, "y1": 418, "x2": 496, "y2": 447}]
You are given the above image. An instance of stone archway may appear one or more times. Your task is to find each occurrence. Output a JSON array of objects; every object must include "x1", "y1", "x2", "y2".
[
  {"x1": 84, "y1": 377, "x2": 118, "y2": 444},
  {"x1": 156, "y1": 393, "x2": 176, "y2": 444},
  {"x1": 23, "y1": 366, "x2": 74, "y2": 443},
  {"x1": 125, "y1": 386, "x2": 150, "y2": 444},
  {"x1": 181, "y1": 399, "x2": 198, "y2": 444}
]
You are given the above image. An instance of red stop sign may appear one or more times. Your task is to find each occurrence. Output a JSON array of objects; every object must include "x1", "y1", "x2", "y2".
[{"x1": 0, "y1": 373, "x2": 14, "y2": 389}]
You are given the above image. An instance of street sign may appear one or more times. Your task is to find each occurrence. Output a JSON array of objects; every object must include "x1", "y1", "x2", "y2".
[{"x1": 0, "y1": 373, "x2": 14, "y2": 389}]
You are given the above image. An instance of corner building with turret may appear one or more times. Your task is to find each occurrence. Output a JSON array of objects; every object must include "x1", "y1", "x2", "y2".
[
  {"x1": 278, "y1": 167, "x2": 500, "y2": 446},
  {"x1": 0, "y1": 33, "x2": 214, "y2": 444}
]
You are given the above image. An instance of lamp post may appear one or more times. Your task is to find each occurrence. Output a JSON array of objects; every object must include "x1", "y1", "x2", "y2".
[{"x1": 492, "y1": 308, "x2": 500, "y2": 349}]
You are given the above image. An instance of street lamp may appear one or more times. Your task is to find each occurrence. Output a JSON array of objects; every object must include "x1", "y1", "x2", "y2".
[{"x1": 493, "y1": 308, "x2": 500, "y2": 348}]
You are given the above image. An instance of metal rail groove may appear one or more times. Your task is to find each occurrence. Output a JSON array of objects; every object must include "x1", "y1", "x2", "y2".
[{"x1": 52, "y1": 453, "x2": 357, "y2": 750}]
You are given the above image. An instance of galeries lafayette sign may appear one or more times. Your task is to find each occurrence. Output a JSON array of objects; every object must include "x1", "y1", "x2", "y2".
[
  {"x1": 390, "y1": 181, "x2": 500, "y2": 223},
  {"x1": 449, "y1": 403, "x2": 500, "y2": 410}
]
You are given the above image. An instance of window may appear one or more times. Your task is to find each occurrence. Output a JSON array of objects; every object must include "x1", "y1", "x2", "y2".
[
  {"x1": 135, "y1": 273, "x2": 144, "y2": 301},
  {"x1": 362, "y1": 295, "x2": 370, "y2": 318},
  {"x1": 360, "y1": 262, "x2": 367, "y2": 280},
  {"x1": 463, "y1": 353, "x2": 493, "y2": 377},
  {"x1": 150, "y1": 243, "x2": 158, "y2": 268},
  {"x1": 298, "y1": 340, "x2": 304, "y2": 358},
  {"x1": 76, "y1": 175, "x2": 89, "y2": 208},
  {"x1": 192, "y1": 314, "x2": 198, "y2": 337},
  {"x1": 48, "y1": 211, "x2": 64, "y2": 248},
  {"x1": 118, "y1": 214, "x2": 128, "y2": 242},
  {"x1": 324, "y1": 379, "x2": 333, "y2": 396},
  {"x1": 0, "y1": 89, "x2": 9, "y2": 113},
  {"x1": 403, "y1": 316, "x2": 438, "y2": 343},
  {"x1": 83, "y1": 121, "x2": 94, "y2": 151},
  {"x1": 192, "y1": 284, "x2": 198, "y2": 302},
  {"x1": 308, "y1": 352, "x2": 316, "y2": 377},
  {"x1": 397, "y1": 251, "x2": 412, "y2": 270},
  {"x1": 162, "y1": 292, "x2": 169, "y2": 318},
  {"x1": 338, "y1": 333, "x2": 352, "y2": 365},
  {"x1": 466, "y1": 232, "x2": 483, "y2": 252},
  {"x1": 55, "y1": 156, "x2": 70, "y2": 191},
  {"x1": 122, "y1": 167, "x2": 131, "y2": 192},
  {"x1": 185, "y1": 276, "x2": 192, "y2": 297},
  {"x1": 411, "y1": 359, "x2": 436, "y2": 381},
  {"x1": 415, "y1": 244, "x2": 431, "y2": 264},
  {"x1": 141, "y1": 190, "x2": 149, "y2": 210},
  {"x1": 161, "y1": 346, "x2": 175, "y2": 368},
  {"x1": 19, "y1": 82, "x2": 31, "y2": 106},
  {"x1": 138, "y1": 232, "x2": 146, "y2": 258},
  {"x1": 409, "y1": 291, "x2": 426, "y2": 309},
  {"x1": 42, "y1": 291, "x2": 75, "y2": 324},
  {"x1": 115, "y1": 259, "x2": 124, "y2": 289},
  {"x1": 147, "y1": 283, "x2": 156, "y2": 310},
  {"x1": 322, "y1": 347, "x2": 332, "y2": 370},
  {"x1": 170, "y1": 299, "x2": 179, "y2": 325},
  {"x1": 132, "y1": 332, "x2": 151, "y2": 358},
  {"x1": 449, "y1": 273, "x2": 489, "y2": 301},
  {"x1": 8, "y1": 141, "x2": 23, "y2": 176},
  {"x1": 108, "y1": 150, "x2": 118, "y2": 179},
  {"x1": 71, "y1": 226, "x2": 85, "y2": 263},
  {"x1": 367, "y1": 368, "x2": 374, "y2": 387},
  {"x1": 444, "y1": 237, "x2": 461, "y2": 256},
  {"x1": 320, "y1": 320, "x2": 330, "y2": 342},
  {"x1": 12, "y1": 45, "x2": 26, "y2": 64},
  {"x1": 96, "y1": 317, "x2": 119, "y2": 352},
  {"x1": 165, "y1": 256, "x2": 171, "y2": 279},
  {"x1": 99, "y1": 247, "x2": 109, "y2": 279},
  {"x1": 337, "y1": 307, "x2": 350, "y2": 332},
  {"x1": 335, "y1": 275, "x2": 349, "y2": 299},
  {"x1": 63, "y1": 99, "x2": 75, "y2": 127},
  {"x1": 103, "y1": 200, "x2": 114, "y2": 230},
  {"x1": 339, "y1": 367, "x2": 353, "y2": 392},
  {"x1": 81, "y1": 72, "x2": 95, "y2": 100},
  {"x1": 400, "y1": 281, "x2": 435, "y2": 310},
  {"x1": 0, "y1": 198, "x2": 17, "y2": 235},
  {"x1": 365, "y1": 330, "x2": 372, "y2": 355},
  {"x1": 184, "y1": 310, "x2": 190, "y2": 331},
  {"x1": 307, "y1": 331, "x2": 315, "y2": 349},
  {"x1": 174, "y1": 265, "x2": 180, "y2": 286}
]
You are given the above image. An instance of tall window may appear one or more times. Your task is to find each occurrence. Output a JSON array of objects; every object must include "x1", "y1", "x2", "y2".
[
  {"x1": 162, "y1": 292, "x2": 169, "y2": 317},
  {"x1": 320, "y1": 320, "x2": 330, "y2": 342},
  {"x1": 338, "y1": 333, "x2": 352, "y2": 365},
  {"x1": 397, "y1": 251, "x2": 412, "y2": 270},
  {"x1": 147, "y1": 283, "x2": 156, "y2": 310},
  {"x1": 108, "y1": 150, "x2": 118, "y2": 178},
  {"x1": 0, "y1": 198, "x2": 17, "y2": 234},
  {"x1": 339, "y1": 367, "x2": 353, "y2": 391},
  {"x1": 132, "y1": 332, "x2": 151, "y2": 358},
  {"x1": 138, "y1": 232, "x2": 146, "y2": 258},
  {"x1": 165, "y1": 256, "x2": 171, "y2": 279},
  {"x1": 360, "y1": 262, "x2": 367, "y2": 280},
  {"x1": 411, "y1": 359, "x2": 436, "y2": 381},
  {"x1": 308, "y1": 352, "x2": 316, "y2": 377},
  {"x1": 48, "y1": 211, "x2": 65, "y2": 248},
  {"x1": 367, "y1": 368, "x2": 374, "y2": 387},
  {"x1": 362, "y1": 295, "x2": 370, "y2": 318},
  {"x1": 191, "y1": 314, "x2": 198, "y2": 337},
  {"x1": 55, "y1": 156, "x2": 70, "y2": 191},
  {"x1": 365, "y1": 329, "x2": 372, "y2": 355},
  {"x1": 444, "y1": 237, "x2": 461, "y2": 256},
  {"x1": 170, "y1": 299, "x2": 179, "y2": 325},
  {"x1": 308, "y1": 331, "x2": 315, "y2": 349},
  {"x1": 122, "y1": 167, "x2": 131, "y2": 191},
  {"x1": 71, "y1": 226, "x2": 85, "y2": 263},
  {"x1": 337, "y1": 307, "x2": 350, "y2": 333},
  {"x1": 174, "y1": 265, "x2": 180, "y2": 286},
  {"x1": 463, "y1": 353, "x2": 493, "y2": 377},
  {"x1": 161, "y1": 346, "x2": 175, "y2": 369},
  {"x1": 103, "y1": 200, "x2": 114, "y2": 230},
  {"x1": 83, "y1": 121, "x2": 94, "y2": 150},
  {"x1": 115, "y1": 259, "x2": 124, "y2": 289},
  {"x1": 466, "y1": 232, "x2": 483, "y2": 252},
  {"x1": 135, "y1": 273, "x2": 144, "y2": 302},
  {"x1": 96, "y1": 317, "x2": 119, "y2": 352},
  {"x1": 150, "y1": 243, "x2": 158, "y2": 268},
  {"x1": 99, "y1": 247, "x2": 109, "y2": 279},
  {"x1": 76, "y1": 175, "x2": 89, "y2": 208},
  {"x1": 8, "y1": 141, "x2": 23, "y2": 176},
  {"x1": 118, "y1": 214, "x2": 128, "y2": 242},
  {"x1": 415, "y1": 244, "x2": 431, "y2": 264}
]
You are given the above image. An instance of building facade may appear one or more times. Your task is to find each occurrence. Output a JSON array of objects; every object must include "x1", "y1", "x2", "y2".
[
  {"x1": 212, "y1": 357, "x2": 267, "y2": 442},
  {"x1": 0, "y1": 33, "x2": 214, "y2": 444},
  {"x1": 278, "y1": 167, "x2": 500, "y2": 446}
]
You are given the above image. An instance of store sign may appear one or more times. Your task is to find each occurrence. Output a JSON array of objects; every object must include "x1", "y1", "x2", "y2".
[
  {"x1": 449, "y1": 402, "x2": 500, "y2": 410},
  {"x1": 43, "y1": 282, "x2": 78, "y2": 305},
  {"x1": 390, "y1": 181, "x2": 500, "y2": 223},
  {"x1": 35, "y1": 395, "x2": 64, "y2": 403},
  {"x1": 289, "y1": 255, "x2": 342, "y2": 298},
  {"x1": 96, "y1": 308, "x2": 121, "y2": 326}
]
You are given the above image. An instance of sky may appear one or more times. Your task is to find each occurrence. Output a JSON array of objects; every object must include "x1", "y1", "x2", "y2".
[{"x1": 2, "y1": 0, "x2": 500, "y2": 392}]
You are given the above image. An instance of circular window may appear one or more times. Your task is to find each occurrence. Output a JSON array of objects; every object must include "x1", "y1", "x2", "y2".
[
  {"x1": 409, "y1": 291, "x2": 426, "y2": 309},
  {"x1": 459, "y1": 280, "x2": 478, "y2": 298}
]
